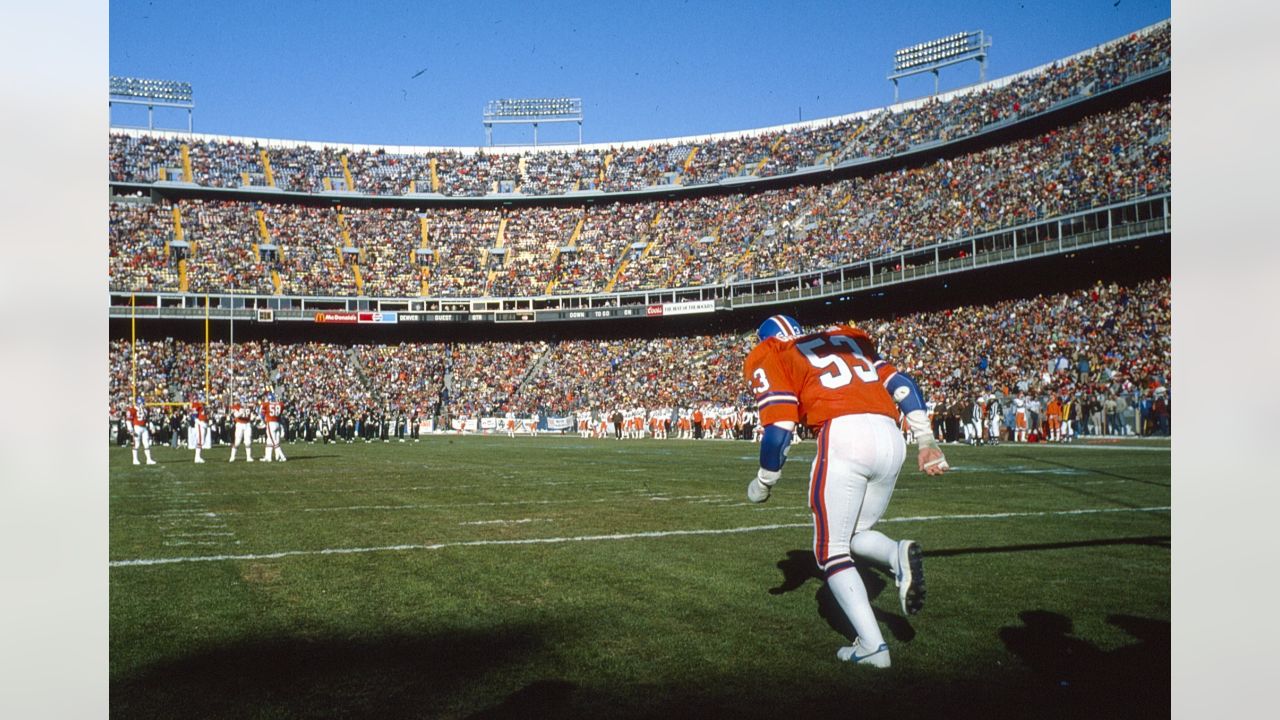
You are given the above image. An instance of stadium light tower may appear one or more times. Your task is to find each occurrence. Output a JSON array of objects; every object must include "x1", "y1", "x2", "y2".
[
  {"x1": 483, "y1": 97, "x2": 583, "y2": 146},
  {"x1": 888, "y1": 31, "x2": 991, "y2": 103},
  {"x1": 110, "y1": 76, "x2": 194, "y2": 131}
]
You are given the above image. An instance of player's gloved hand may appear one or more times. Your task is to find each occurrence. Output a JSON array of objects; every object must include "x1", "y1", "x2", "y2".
[
  {"x1": 918, "y1": 445, "x2": 950, "y2": 475},
  {"x1": 748, "y1": 468, "x2": 781, "y2": 503}
]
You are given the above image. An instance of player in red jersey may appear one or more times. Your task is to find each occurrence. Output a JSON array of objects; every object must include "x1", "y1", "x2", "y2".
[
  {"x1": 228, "y1": 397, "x2": 254, "y2": 462},
  {"x1": 743, "y1": 315, "x2": 948, "y2": 669},
  {"x1": 127, "y1": 396, "x2": 157, "y2": 465},
  {"x1": 260, "y1": 391, "x2": 287, "y2": 462},
  {"x1": 189, "y1": 396, "x2": 208, "y2": 463}
]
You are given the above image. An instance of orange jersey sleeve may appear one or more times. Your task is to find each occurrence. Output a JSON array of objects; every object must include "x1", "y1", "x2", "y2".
[{"x1": 744, "y1": 339, "x2": 801, "y2": 427}]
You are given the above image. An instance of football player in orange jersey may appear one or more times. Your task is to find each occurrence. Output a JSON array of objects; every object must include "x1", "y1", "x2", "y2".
[
  {"x1": 229, "y1": 397, "x2": 254, "y2": 462},
  {"x1": 743, "y1": 315, "x2": 948, "y2": 668},
  {"x1": 189, "y1": 396, "x2": 208, "y2": 463},
  {"x1": 1046, "y1": 395, "x2": 1063, "y2": 442},
  {"x1": 127, "y1": 396, "x2": 157, "y2": 465},
  {"x1": 260, "y1": 391, "x2": 287, "y2": 462}
]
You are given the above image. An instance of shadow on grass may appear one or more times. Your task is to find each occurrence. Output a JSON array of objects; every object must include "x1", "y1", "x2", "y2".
[
  {"x1": 769, "y1": 549, "x2": 916, "y2": 644},
  {"x1": 1000, "y1": 610, "x2": 1170, "y2": 719},
  {"x1": 110, "y1": 612, "x2": 1169, "y2": 720},
  {"x1": 928, "y1": 535, "x2": 1170, "y2": 558},
  {"x1": 463, "y1": 679, "x2": 578, "y2": 720},
  {"x1": 112, "y1": 626, "x2": 552, "y2": 719}
]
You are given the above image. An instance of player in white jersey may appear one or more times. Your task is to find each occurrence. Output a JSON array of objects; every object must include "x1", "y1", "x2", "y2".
[
  {"x1": 228, "y1": 397, "x2": 254, "y2": 461},
  {"x1": 1013, "y1": 396, "x2": 1029, "y2": 443},
  {"x1": 987, "y1": 396, "x2": 1002, "y2": 444},
  {"x1": 127, "y1": 397, "x2": 156, "y2": 465}
]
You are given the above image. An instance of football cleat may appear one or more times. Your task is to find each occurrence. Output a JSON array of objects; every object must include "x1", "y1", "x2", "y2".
[
  {"x1": 145, "y1": 459, "x2": 157, "y2": 465},
  {"x1": 757, "y1": 315, "x2": 803, "y2": 342},
  {"x1": 837, "y1": 641, "x2": 891, "y2": 668},
  {"x1": 896, "y1": 540, "x2": 926, "y2": 616}
]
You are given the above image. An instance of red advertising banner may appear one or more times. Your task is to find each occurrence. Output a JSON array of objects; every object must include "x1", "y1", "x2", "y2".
[{"x1": 313, "y1": 311, "x2": 398, "y2": 324}]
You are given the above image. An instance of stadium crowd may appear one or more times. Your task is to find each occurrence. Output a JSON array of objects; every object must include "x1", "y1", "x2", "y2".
[
  {"x1": 108, "y1": 201, "x2": 180, "y2": 293},
  {"x1": 111, "y1": 96, "x2": 1169, "y2": 298},
  {"x1": 343, "y1": 206, "x2": 423, "y2": 297},
  {"x1": 110, "y1": 277, "x2": 1170, "y2": 446},
  {"x1": 108, "y1": 23, "x2": 1167, "y2": 197},
  {"x1": 179, "y1": 199, "x2": 274, "y2": 295}
]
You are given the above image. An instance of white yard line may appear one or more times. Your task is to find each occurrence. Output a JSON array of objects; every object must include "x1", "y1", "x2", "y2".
[
  {"x1": 127, "y1": 493, "x2": 665, "y2": 519},
  {"x1": 111, "y1": 505, "x2": 1170, "y2": 568},
  {"x1": 111, "y1": 478, "x2": 632, "y2": 501},
  {"x1": 458, "y1": 518, "x2": 553, "y2": 526}
]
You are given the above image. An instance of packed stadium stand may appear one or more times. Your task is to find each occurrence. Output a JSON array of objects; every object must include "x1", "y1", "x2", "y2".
[
  {"x1": 109, "y1": 21, "x2": 1171, "y2": 439},
  {"x1": 110, "y1": 277, "x2": 1170, "y2": 441},
  {"x1": 108, "y1": 23, "x2": 1167, "y2": 195}
]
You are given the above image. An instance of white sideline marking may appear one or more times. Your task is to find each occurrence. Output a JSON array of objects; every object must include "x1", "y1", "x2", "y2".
[
  {"x1": 458, "y1": 518, "x2": 552, "y2": 526},
  {"x1": 110, "y1": 505, "x2": 1170, "y2": 568},
  {"x1": 648, "y1": 494, "x2": 726, "y2": 502},
  {"x1": 112, "y1": 477, "x2": 632, "y2": 501},
  {"x1": 130, "y1": 492, "x2": 675, "y2": 519},
  {"x1": 885, "y1": 506, "x2": 1169, "y2": 523}
]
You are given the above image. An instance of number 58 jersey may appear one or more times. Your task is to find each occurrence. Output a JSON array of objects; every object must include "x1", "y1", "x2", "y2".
[{"x1": 743, "y1": 324, "x2": 900, "y2": 431}]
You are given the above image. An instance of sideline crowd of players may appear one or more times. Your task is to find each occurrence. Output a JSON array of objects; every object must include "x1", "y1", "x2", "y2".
[{"x1": 111, "y1": 277, "x2": 1170, "y2": 462}]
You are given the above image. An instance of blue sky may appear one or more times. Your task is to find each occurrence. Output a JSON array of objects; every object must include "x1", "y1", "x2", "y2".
[{"x1": 108, "y1": 0, "x2": 1170, "y2": 147}]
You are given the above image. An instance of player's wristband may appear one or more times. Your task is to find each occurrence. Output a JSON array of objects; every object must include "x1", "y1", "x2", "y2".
[
  {"x1": 756, "y1": 468, "x2": 781, "y2": 487},
  {"x1": 904, "y1": 409, "x2": 936, "y2": 447}
]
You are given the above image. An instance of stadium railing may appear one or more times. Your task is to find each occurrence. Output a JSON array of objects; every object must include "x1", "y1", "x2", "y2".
[{"x1": 108, "y1": 192, "x2": 1169, "y2": 322}]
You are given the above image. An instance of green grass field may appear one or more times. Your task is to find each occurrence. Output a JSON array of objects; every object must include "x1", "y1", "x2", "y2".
[{"x1": 110, "y1": 435, "x2": 1170, "y2": 720}]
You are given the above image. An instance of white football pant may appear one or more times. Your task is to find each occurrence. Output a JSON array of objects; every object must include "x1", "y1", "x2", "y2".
[
  {"x1": 231, "y1": 423, "x2": 253, "y2": 461},
  {"x1": 131, "y1": 426, "x2": 154, "y2": 463},
  {"x1": 808, "y1": 414, "x2": 907, "y2": 651},
  {"x1": 262, "y1": 421, "x2": 286, "y2": 461},
  {"x1": 193, "y1": 420, "x2": 208, "y2": 461}
]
